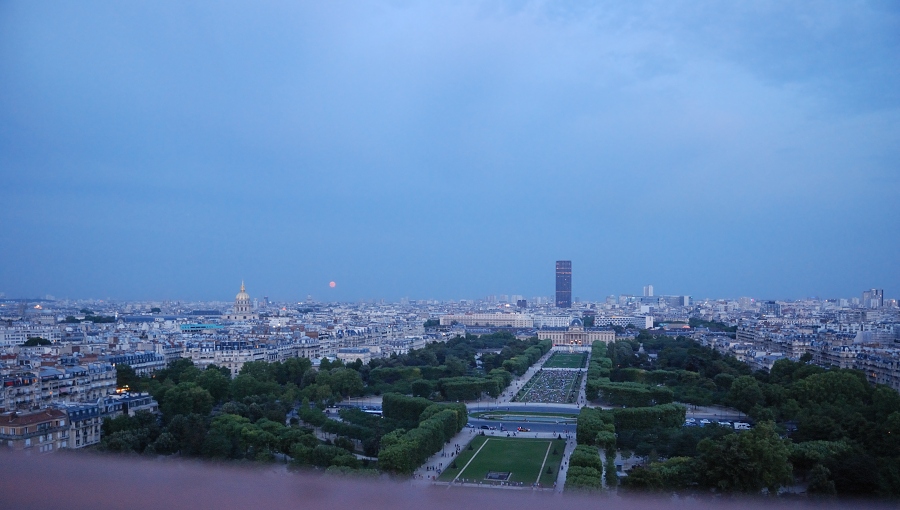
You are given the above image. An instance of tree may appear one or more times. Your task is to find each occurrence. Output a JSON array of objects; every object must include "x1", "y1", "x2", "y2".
[
  {"x1": 727, "y1": 376, "x2": 764, "y2": 413},
  {"x1": 328, "y1": 368, "x2": 364, "y2": 398},
  {"x1": 157, "y1": 358, "x2": 200, "y2": 384},
  {"x1": 411, "y1": 379, "x2": 434, "y2": 398},
  {"x1": 697, "y1": 421, "x2": 792, "y2": 493},
  {"x1": 166, "y1": 413, "x2": 209, "y2": 455},
  {"x1": 160, "y1": 382, "x2": 214, "y2": 419},
  {"x1": 275, "y1": 358, "x2": 312, "y2": 388},
  {"x1": 203, "y1": 414, "x2": 252, "y2": 459},
  {"x1": 196, "y1": 367, "x2": 231, "y2": 403},
  {"x1": 238, "y1": 361, "x2": 275, "y2": 382},
  {"x1": 150, "y1": 431, "x2": 179, "y2": 455},
  {"x1": 444, "y1": 356, "x2": 468, "y2": 377},
  {"x1": 230, "y1": 374, "x2": 280, "y2": 401},
  {"x1": 116, "y1": 364, "x2": 138, "y2": 390},
  {"x1": 23, "y1": 337, "x2": 51, "y2": 346}
]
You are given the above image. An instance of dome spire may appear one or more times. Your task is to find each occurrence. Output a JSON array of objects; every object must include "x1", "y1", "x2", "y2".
[{"x1": 241, "y1": 280, "x2": 245, "y2": 293}]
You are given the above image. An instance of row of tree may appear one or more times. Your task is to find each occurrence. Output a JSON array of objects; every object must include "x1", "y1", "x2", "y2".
[
  {"x1": 566, "y1": 445, "x2": 604, "y2": 490},
  {"x1": 501, "y1": 339, "x2": 553, "y2": 376},
  {"x1": 377, "y1": 393, "x2": 467, "y2": 473}
]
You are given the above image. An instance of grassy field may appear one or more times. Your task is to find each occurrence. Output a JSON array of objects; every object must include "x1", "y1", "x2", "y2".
[
  {"x1": 438, "y1": 436, "x2": 565, "y2": 487},
  {"x1": 542, "y1": 352, "x2": 587, "y2": 369}
]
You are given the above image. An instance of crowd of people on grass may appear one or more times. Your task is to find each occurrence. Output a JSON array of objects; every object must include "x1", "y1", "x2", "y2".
[{"x1": 514, "y1": 369, "x2": 580, "y2": 403}]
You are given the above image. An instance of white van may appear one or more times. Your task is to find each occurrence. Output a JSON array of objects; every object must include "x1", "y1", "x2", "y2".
[{"x1": 733, "y1": 422, "x2": 751, "y2": 430}]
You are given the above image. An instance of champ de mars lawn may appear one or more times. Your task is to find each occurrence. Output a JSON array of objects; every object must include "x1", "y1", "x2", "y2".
[{"x1": 437, "y1": 435, "x2": 565, "y2": 487}]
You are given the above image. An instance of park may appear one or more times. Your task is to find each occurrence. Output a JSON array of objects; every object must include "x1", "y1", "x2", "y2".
[
  {"x1": 437, "y1": 435, "x2": 565, "y2": 488},
  {"x1": 541, "y1": 352, "x2": 587, "y2": 369}
]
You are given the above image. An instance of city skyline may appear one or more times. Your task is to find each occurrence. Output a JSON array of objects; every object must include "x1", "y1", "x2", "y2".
[
  {"x1": 2, "y1": 2, "x2": 898, "y2": 302},
  {"x1": 1, "y1": 280, "x2": 893, "y2": 307}
]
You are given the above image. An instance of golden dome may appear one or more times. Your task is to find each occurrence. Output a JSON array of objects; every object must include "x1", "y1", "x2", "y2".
[{"x1": 236, "y1": 281, "x2": 250, "y2": 301}]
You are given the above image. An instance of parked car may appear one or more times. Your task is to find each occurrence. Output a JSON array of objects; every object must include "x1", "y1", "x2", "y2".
[
  {"x1": 517, "y1": 426, "x2": 530, "y2": 432},
  {"x1": 465, "y1": 423, "x2": 473, "y2": 428},
  {"x1": 480, "y1": 425, "x2": 489, "y2": 430},
  {"x1": 717, "y1": 421, "x2": 731, "y2": 427},
  {"x1": 733, "y1": 422, "x2": 752, "y2": 430},
  {"x1": 699, "y1": 419, "x2": 711, "y2": 426}
]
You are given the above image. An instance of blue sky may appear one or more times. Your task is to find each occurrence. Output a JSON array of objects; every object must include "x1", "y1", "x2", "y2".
[{"x1": 1, "y1": 1, "x2": 898, "y2": 302}]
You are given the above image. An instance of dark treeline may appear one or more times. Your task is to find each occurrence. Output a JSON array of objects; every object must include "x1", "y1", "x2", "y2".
[
  {"x1": 578, "y1": 333, "x2": 900, "y2": 498},
  {"x1": 106, "y1": 357, "x2": 366, "y2": 471},
  {"x1": 102, "y1": 333, "x2": 546, "y2": 475}
]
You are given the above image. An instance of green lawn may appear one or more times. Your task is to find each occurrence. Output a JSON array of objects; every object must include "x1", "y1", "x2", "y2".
[
  {"x1": 542, "y1": 352, "x2": 586, "y2": 369},
  {"x1": 438, "y1": 436, "x2": 565, "y2": 487}
]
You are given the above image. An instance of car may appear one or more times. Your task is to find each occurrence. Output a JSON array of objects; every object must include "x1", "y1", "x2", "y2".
[
  {"x1": 517, "y1": 426, "x2": 530, "y2": 432},
  {"x1": 699, "y1": 419, "x2": 711, "y2": 426},
  {"x1": 480, "y1": 425, "x2": 489, "y2": 430},
  {"x1": 685, "y1": 418, "x2": 696, "y2": 424},
  {"x1": 489, "y1": 426, "x2": 497, "y2": 430},
  {"x1": 465, "y1": 423, "x2": 473, "y2": 428},
  {"x1": 733, "y1": 422, "x2": 751, "y2": 430},
  {"x1": 499, "y1": 426, "x2": 507, "y2": 431},
  {"x1": 717, "y1": 421, "x2": 731, "y2": 427}
]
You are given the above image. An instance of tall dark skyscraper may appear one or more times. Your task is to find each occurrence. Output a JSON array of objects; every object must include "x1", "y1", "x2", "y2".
[{"x1": 556, "y1": 260, "x2": 572, "y2": 308}]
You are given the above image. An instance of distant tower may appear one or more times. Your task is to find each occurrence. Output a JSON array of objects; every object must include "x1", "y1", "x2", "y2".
[
  {"x1": 862, "y1": 289, "x2": 884, "y2": 308},
  {"x1": 760, "y1": 300, "x2": 782, "y2": 317},
  {"x1": 643, "y1": 285, "x2": 654, "y2": 297},
  {"x1": 556, "y1": 261, "x2": 572, "y2": 308}
]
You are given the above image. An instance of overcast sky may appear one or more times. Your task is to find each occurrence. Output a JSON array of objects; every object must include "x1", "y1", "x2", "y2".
[{"x1": 1, "y1": 1, "x2": 898, "y2": 303}]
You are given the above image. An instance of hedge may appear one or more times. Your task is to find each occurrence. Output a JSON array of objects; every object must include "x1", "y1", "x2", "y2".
[
  {"x1": 594, "y1": 381, "x2": 674, "y2": 407},
  {"x1": 577, "y1": 407, "x2": 615, "y2": 445},
  {"x1": 612, "y1": 403, "x2": 686, "y2": 431},
  {"x1": 382, "y1": 393, "x2": 433, "y2": 424},
  {"x1": 378, "y1": 406, "x2": 466, "y2": 474}
]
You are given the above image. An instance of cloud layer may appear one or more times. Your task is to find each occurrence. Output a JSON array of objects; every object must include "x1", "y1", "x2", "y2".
[{"x1": 1, "y1": 1, "x2": 898, "y2": 301}]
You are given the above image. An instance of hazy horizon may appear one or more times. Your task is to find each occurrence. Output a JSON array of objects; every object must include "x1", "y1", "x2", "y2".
[{"x1": 2, "y1": 1, "x2": 898, "y2": 302}]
